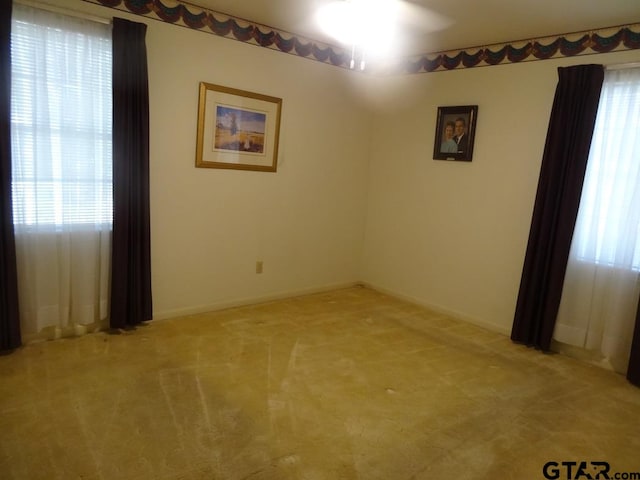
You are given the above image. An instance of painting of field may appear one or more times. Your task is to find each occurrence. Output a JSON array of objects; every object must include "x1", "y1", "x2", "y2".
[{"x1": 214, "y1": 105, "x2": 266, "y2": 154}]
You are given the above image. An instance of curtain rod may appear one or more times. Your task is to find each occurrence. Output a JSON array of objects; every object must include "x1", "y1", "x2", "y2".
[
  {"x1": 605, "y1": 62, "x2": 640, "y2": 71},
  {"x1": 14, "y1": 0, "x2": 111, "y2": 25}
]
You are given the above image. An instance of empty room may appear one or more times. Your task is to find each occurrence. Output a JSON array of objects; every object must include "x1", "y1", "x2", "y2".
[{"x1": 1, "y1": 0, "x2": 640, "y2": 478}]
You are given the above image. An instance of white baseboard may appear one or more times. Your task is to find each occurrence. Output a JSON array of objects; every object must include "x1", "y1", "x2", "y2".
[
  {"x1": 359, "y1": 281, "x2": 511, "y2": 336},
  {"x1": 152, "y1": 281, "x2": 360, "y2": 321},
  {"x1": 153, "y1": 280, "x2": 511, "y2": 339}
]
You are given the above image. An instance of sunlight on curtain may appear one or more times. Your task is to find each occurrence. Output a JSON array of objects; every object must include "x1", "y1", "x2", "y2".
[
  {"x1": 554, "y1": 67, "x2": 640, "y2": 374},
  {"x1": 10, "y1": 5, "x2": 112, "y2": 340}
]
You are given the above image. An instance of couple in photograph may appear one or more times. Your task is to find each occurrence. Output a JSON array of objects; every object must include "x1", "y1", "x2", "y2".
[{"x1": 440, "y1": 117, "x2": 468, "y2": 154}]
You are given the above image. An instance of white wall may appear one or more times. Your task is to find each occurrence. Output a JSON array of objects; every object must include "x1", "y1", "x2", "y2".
[
  {"x1": 147, "y1": 22, "x2": 373, "y2": 319},
  {"x1": 360, "y1": 50, "x2": 640, "y2": 334}
]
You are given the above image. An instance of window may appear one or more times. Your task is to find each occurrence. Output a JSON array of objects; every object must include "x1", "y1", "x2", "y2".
[
  {"x1": 10, "y1": 5, "x2": 113, "y2": 336},
  {"x1": 10, "y1": 5, "x2": 112, "y2": 229},
  {"x1": 571, "y1": 67, "x2": 640, "y2": 271},
  {"x1": 554, "y1": 67, "x2": 640, "y2": 371}
]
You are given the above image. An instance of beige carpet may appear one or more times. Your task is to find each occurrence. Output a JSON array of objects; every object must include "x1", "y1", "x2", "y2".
[{"x1": 1, "y1": 286, "x2": 639, "y2": 479}]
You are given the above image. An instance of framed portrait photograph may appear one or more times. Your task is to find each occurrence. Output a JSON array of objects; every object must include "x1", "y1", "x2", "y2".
[
  {"x1": 195, "y1": 82, "x2": 282, "y2": 172},
  {"x1": 433, "y1": 105, "x2": 478, "y2": 162}
]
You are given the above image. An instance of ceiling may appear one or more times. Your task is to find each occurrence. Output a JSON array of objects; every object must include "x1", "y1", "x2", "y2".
[{"x1": 185, "y1": 0, "x2": 640, "y2": 56}]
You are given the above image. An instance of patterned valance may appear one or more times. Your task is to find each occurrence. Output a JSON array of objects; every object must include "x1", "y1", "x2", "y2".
[
  {"x1": 393, "y1": 26, "x2": 640, "y2": 74},
  {"x1": 83, "y1": 0, "x2": 640, "y2": 74}
]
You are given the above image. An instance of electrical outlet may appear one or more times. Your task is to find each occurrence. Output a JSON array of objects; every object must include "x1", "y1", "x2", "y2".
[{"x1": 256, "y1": 261, "x2": 263, "y2": 274}]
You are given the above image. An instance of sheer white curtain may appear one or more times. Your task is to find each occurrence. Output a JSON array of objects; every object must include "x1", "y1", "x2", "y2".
[
  {"x1": 10, "y1": 5, "x2": 112, "y2": 340},
  {"x1": 554, "y1": 66, "x2": 640, "y2": 374}
]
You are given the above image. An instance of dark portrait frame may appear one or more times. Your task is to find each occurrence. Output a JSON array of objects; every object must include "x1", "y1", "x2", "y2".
[{"x1": 433, "y1": 105, "x2": 478, "y2": 162}]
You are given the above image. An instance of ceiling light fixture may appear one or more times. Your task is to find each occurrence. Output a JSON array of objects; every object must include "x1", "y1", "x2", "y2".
[{"x1": 316, "y1": 0, "x2": 399, "y2": 71}]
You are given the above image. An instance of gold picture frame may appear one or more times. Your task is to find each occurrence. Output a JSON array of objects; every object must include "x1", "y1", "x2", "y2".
[{"x1": 195, "y1": 82, "x2": 282, "y2": 172}]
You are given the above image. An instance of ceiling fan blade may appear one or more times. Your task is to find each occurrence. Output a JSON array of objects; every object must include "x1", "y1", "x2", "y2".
[{"x1": 396, "y1": 0, "x2": 453, "y2": 33}]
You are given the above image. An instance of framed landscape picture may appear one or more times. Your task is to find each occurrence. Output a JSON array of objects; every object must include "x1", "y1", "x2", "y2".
[
  {"x1": 195, "y1": 82, "x2": 282, "y2": 172},
  {"x1": 433, "y1": 105, "x2": 478, "y2": 162}
]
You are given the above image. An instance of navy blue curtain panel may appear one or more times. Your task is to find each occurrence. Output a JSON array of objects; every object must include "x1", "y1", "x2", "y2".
[
  {"x1": 110, "y1": 18, "x2": 153, "y2": 329},
  {"x1": 628, "y1": 305, "x2": 640, "y2": 386},
  {"x1": 0, "y1": 0, "x2": 22, "y2": 351},
  {"x1": 511, "y1": 64, "x2": 604, "y2": 351}
]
